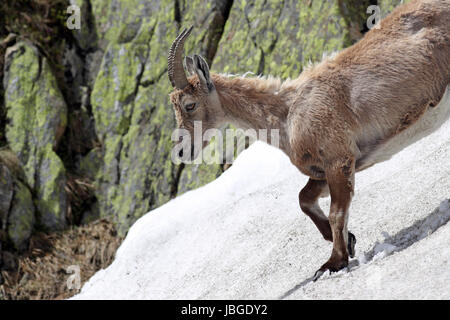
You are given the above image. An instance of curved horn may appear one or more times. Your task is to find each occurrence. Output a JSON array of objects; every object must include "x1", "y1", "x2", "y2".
[{"x1": 168, "y1": 26, "x2": 193, "y2": 89}]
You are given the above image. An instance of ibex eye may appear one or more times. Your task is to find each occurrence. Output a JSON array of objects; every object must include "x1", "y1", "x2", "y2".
[{"x1": 185, "y1": 103, "x2": 196, "y2": 112}]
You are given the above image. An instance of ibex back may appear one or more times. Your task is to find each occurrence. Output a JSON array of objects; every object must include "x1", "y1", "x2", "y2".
[{"x1": 168, "y1": 0, "x2": 450, "y2": 279}]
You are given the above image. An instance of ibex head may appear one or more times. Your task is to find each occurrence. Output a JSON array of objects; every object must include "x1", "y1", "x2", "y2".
[{"x1": 168, "y1": 27, "x2": 224, "y2": 159}]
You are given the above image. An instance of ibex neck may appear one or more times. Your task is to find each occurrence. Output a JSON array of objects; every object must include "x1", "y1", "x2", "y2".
[{"x1": 212, "y1": 74, "x2": 291, "y2": 152}]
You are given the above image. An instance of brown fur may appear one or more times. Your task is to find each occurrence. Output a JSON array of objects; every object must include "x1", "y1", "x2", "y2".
[{"x1": 169, "y1": 0, "x2": 450, "y2": 276}]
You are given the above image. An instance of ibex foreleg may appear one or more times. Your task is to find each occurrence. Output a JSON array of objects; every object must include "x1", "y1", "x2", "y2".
[
  {"x1": 313, "y1": 156, "x2": 355, "y2": 281},
  {"x1": 299, "y1": 176, "x2": 357, "y2": 271}
]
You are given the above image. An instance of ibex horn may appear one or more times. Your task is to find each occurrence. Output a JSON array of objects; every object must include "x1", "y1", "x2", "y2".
[{"x1": 168, "y1": 26, "x2": 193, "y2": 89}]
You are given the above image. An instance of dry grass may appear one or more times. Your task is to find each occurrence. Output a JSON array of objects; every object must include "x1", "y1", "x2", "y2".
[{"x1": 0, "y1": 219, "x2": 122, "y2": 300}]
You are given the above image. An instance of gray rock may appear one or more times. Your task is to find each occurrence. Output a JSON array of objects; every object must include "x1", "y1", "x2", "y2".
[
  {"x1": 0, "y1": 162, "x2": 13, "y2": 230},
  {"x1": 0, "y1": 151, "x2": 35, "y2": 251},
  {"x1": 3, "y1": 42, "x2": 68, "y2": 231},
  {"x1": 7, "y1": 179, "x2": 35, "y2": 251}
]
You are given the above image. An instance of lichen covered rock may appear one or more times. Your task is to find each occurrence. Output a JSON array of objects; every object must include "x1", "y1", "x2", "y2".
[
  {"x1": 213, "y1": 0, "x2": 347, "y2": 78},
  {"x1": 7, "y1": 178, "x2": 35, "y2": 251},
  {"x1": 92, "y1": 0, "x2": 229, "y2": 234},
  {"x1": 0, "y1": 150, "x2": 35, "y2": 251},
  {"x1": 90, "y1": 0, "x2": 156, "y2": 48},
  {"x1": 3, "y1": 42, "x2": 68, "y2": 231},
  {"x1": 177, "y1": 163, "x2": 223, "y2": 196}
]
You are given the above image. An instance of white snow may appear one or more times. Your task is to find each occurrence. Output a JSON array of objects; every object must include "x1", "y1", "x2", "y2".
[{"x1": 74, "y1": 118, "x2": 450, "y2": 300}]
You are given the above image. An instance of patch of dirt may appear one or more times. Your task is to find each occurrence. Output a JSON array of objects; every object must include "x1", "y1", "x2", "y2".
[{"x1": 0, "y1": 219, "x2": 122, "y2": 300}]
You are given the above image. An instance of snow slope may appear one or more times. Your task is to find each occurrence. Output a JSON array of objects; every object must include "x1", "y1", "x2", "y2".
[{"x1": 74, "y1": 119, "x2": 450, "y2": 300}]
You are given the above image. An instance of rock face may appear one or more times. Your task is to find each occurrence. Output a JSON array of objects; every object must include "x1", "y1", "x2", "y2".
[
  {"x1": 0, "y1": 0, "x2": 408, "y2": 251},
  {"x1": 0, "y1": 150, "x2": 35, "y2": 251},
  {"x1": 214, "y1": 0, "x2": 347, "y2": 77},
  {"x1": 3, "y1": 42, "x2": 68, "y2": 231},
  {"x1": 89, "y1": 0, "x2": 232, "y2": 234}
]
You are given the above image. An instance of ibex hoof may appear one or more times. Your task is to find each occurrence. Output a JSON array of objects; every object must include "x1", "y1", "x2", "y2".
[
  {"x1": 312, "y1": 258, "x2": 349, "y2": 282},
  {"x1": 348, "y1": 232, "x2": 356, "y2": 258},
  {"x1": 312, "y1": 270, "x2": 325, "y2": 282},
  {"x1": 312, "y1": 265, "x2": 350, "y2": 282}
]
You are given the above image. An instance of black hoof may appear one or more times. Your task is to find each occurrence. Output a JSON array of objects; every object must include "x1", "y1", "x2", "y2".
[
  {"x1": 313, "y1": 270, "x2": 325, "y2": 282},
  {"x1": 348, "y1": 232, "x2": 356, "y2": 258},
  {"x1": 312, "y1": 264, "x2": 350, "y2": 282}
]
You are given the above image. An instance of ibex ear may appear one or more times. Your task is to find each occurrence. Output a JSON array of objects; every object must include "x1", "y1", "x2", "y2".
[
  {"x1": 184, "y1": 56, "x2": 196, "y2": 75},
  {"x1": 193, "y1": 54, "x2": 214, "y2": 92}
]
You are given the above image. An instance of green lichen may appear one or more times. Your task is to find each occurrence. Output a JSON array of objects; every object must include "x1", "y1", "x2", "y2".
[
  {"x1": 96, "y1": 134, "x2": 122, "y2": 198},
  {"x1": 91, "y1": 0, "x2": 157, "y2": 47},
  {"x1": 91, "y1": 42, "x2": 141, "y2": 138},
  {"x1": 33, "y1": 144, "x2": 67, "y2": 230},
  {"x1": 178, "y1": 163, "x2": 223, "y2": 196},
  {"x1": 4, "y1": 42, "x2": 68, "y2": 231}
]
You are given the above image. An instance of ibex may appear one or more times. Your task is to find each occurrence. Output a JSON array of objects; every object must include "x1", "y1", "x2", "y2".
[{"x1": 168, "y1": 0, "x2": 450, "y2": 280}]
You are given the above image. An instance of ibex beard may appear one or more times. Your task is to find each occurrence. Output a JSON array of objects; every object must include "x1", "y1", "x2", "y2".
[{"x1": 168, "y1": 0, "x2": 450, "y2": 280}]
